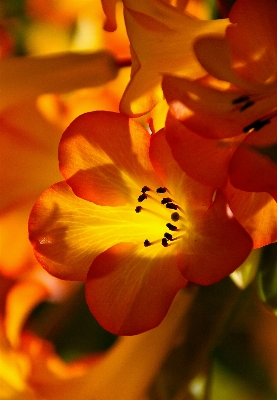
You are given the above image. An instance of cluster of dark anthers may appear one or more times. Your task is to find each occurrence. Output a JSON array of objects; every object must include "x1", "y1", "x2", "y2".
[
  {"x1": 135, "y1": 186, "x2": 182, "y2": 248},
  {"x1": 232, "y1": 95, "x2": 275, "y2": 133}
]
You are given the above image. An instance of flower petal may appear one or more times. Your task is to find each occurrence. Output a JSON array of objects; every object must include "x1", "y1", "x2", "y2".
[
  {"x1": 4, "y1": 281, "x2": 50, "y2": 347},
  {"x1": 230, "y1": 121, "x2": 277, "y2": 200},
  {"x1": 149, "y1": 127, "x2": 214, "y2": 204},
  {"x1": 162, "y1": 74, "x2": 267, "y2": 139},
  {"x1": 59, "y1": 111, "x2": 160, "y2": 206},
  {"x1": 164, "y1": 110, "x2": 240, "y2": 188},
  {"x1": 29, "y1": 181, "x2": 177, "y2": 281},
  {"x1": 227, "y1": 0, "x2": 277, "y2": 84},
  {"x1": 101, "y1": 0, "x2": 119, "y2": 31},
  {"x1": 224, "y1": 182, "x2": 277, "y2": 248},
  {"x1": 179, "y1": 190, "x2": 253, "y2": 285},
  {"x1": 85, "y1": 242, "x2": 187, "y2": 335},
  {"x1": 0, "y1": 52, "x2": 118, "y2": 111},
  {"x1": 119, "y1": 0, "x2": 228, "y2": 116},
  {"x1": 193, "y1": 36, "x2": 258, "y2": 90}
]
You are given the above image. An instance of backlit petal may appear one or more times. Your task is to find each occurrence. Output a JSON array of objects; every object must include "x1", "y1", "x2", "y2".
[
  {"x1": 162, "y1": 74, "x2": 271, "y2": 139},
  {"x1": 164, "y1": 110, "x2": 241, "y2": 187},
  {"x1": 227, "y1": 0, "x2": 277, "y2": 84},
  {"x1": 29, "y1": 181, "x2": 178, "y2": 280},
  {"x1": 149, "y1": 128, "x2": 214, "y2": 204},
  {"x1": 230, "y1": 121, "x2": 277, "y2": 200},
  {"x1": 101, "y1": 0, "x2": 119, "y2": 31},
  {"x1": 59, "y1": 111, "x2": 160, "y2": 206},
  {"x1": 120, "y1": 0, "x2": 228, "y2": 116},
  {"x1": 85, "y1": 242, "x2": 187, "y2": 335},
  {"x1": 224, "y1": 182, "x2": 277, "y2": 248},
  {"x1": 193, "y1": 36, "x2": 252, "y2": 89},
  {"x1": 4, "y1": 281, "x2": 50, "y2": 347},
  {"x1": 179, "y1": 191, "x2": 253, "y2": 285}
]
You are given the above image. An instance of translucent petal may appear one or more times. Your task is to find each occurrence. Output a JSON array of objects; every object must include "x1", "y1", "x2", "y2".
[
  {"x1": 29, "y1": 181, "x2": 181, "y2": 280},
  {"x1": 59, "y1": 111, "x2": 161, "y2": 206},
  {"x1": 120, "y1": 0, "x2": 228, "y2": 115},
  {"x1": 86, "y1": 242, "x2": 187, "y2": 335}
]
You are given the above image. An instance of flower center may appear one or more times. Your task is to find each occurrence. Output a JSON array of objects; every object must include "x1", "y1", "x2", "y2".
[{"x1": 135, "y1": 186, "x2": 185, "y2": 248}]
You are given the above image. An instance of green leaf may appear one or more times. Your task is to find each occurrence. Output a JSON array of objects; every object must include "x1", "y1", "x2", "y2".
[
  {"x1": 256, "y1": 243, "x2": 277, "y2": 313},
  {"x1": 251, "y1": 143, "x2": 277, "y2": 165}
]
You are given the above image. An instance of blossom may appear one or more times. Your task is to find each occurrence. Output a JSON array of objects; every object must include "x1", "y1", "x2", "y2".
[
  {"x1": 0, "y1": 275, "x2": 195, "y2": 400},
  {"x1": 0, "y1": 0, "x2": 128, "y2": 278},
  {"x1": 28, "y1": 111, "x2": 252, "y2": 335},
  {"x1": 100, "y1": 0, "x2": 228, "y2": 116},
  {"x1": 162, "y1": 0, "x2": 277, "y2": 199},
  {"x1": 160, "y1": 0, "x2": 277, "y2": 249},
  {"x1": 121, "y1": 0, "x2": 228, "y2": 116}
]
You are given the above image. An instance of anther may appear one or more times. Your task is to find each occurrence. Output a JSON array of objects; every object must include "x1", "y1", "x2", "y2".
[
  {"x1": 171, "y1": 212, "x2": 180, "y2": 222},
  {"x1": 156, "y1": 187, "x2": 167, "y2": 193},
  {"x1": 166, "y1": 223, "x2": 178, "y2": 231},
  {"x1": 162, "y1": 238, "x2": 168, "y2": 247},
  {"x1": 144, "y1": 239, "x2": 151, "y2": 247},
  {"x1": 243, "y1": 118, "x2": 271, "y2": 133},
  {"x1": 141, "y1": 186, "x2": 150, "y2": 193},
  {"x1": 240, "y1": 101, "x2": 255, "y2": 112},
  {"x1": 161, "y1": 197, "x2": 172, "y2": 204},
  {"x1": 166, "y1": 203, "x2": 178, "y2": 210},
  {"x1": 135, "y1": 206, "x2": 142, "y2": 213},
  {"x1": 138, "y1": 193, "x2": 148, "y2": 202},
  {"x1": 164, "y1": 232, "x2": 173, "y2": 241},
  {"x1": 232, "y1": 95, "x2": 250, "y2": 104}
]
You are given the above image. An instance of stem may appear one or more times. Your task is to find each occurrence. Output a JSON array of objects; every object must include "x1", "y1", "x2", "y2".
[{"x1": 151, "y1": 277, "x2": 242, "y2": 400}]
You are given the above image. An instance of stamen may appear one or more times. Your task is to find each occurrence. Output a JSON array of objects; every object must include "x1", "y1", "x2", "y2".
[
  {"x1": 156, "y1": 187, "x2": 167, "y2": 193},
  {"x1": 171, "y1": 212, "x2": 180, "y2": 222},
  {"x1": 144, "y1": 239, "x2": 151, "y2": 247},
  {"x1": 232, "y1": 95, "x2": 250, "y2": 104},
  {"x1": 240, "y1": 101, "x2": 255, "y2": 112},
  {"x1": 166, "y1": 203, "x2": 178, "y2": 210},
  {"x1": 161, "y1": 197, "x2": 173, "y2": 204},
  {"x1": 135, "y1": 206, "x2": 142, "y2": 213},
  {"x1": 162, "y1": 238, "x2": 168, "y2": 247},
  {"x1": 138, "y1": 193, "x2": 148, "y2": 202},
  {"x1": 164, "y1": 232, "x2": 173, "y2": 241},
  {"x1": 166, "y1": 223, "x2": 178, "y2": 231},
  {"x1": 141, "y1": 186, "x2": 150, "y2": 193},
  {"x1": 243, "y1": 118, "x2": 271, "y2": 133}
]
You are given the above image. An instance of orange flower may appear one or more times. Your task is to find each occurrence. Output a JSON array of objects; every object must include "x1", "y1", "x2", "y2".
[
  {"x1": 162, "y1": 0, "x2": 277, "y2": 198},
  {"x1": 161, "y1": 0, "x2": 277, "y2": 248},
  {"x1": 101, "y1": 0, "x2": 228, "y2": 116},
  {"x1": 29, "y1": 111, "x2": 252, "y2": 335}
]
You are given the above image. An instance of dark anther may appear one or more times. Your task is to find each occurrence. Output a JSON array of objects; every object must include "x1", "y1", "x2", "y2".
[
  {"x1": 156, "y1": 187, "x2": 167, "y2": 193},
  {"x1": 161, "y1": 197, "x2": 173, "y2": 204},
  {"x1": 232, "y1": 95, "x2": 250, "y2": 104},
  {"x1": 144, "y1": 239, "x2": 151, "y2": 247},
  {"x1": 166, "y1": 203, "x2": 178, "y2": 210},
  {"x1": 243, "y1": 118, "x2": 271, "y2": 133},
  {"x1": 162, "y1": 238, "x2": 168, "y2": 247},
  {"x1": 240, "y1": 101, "x2": 255, "y2": 112},
  {"x1": 135, "y1": 206, "x2": 142, "y2": 213},
  {"x1": 166, "y1": 223, "x2": 178, "y2": 231},
  {"x1": 138, "y1": 193, "x2": 148, "y2": 202},
  {"x1": 164, "y1": 232, "x2": 173, "y2": 241},
  {"x1": 171, "y1": 212, "x2": 180, "y2": 222},
  {"x1": 141, "y1": 186, "x2": 150, "y2": 193}
]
